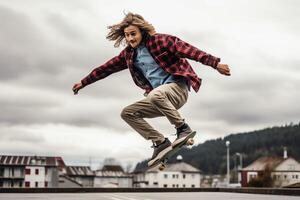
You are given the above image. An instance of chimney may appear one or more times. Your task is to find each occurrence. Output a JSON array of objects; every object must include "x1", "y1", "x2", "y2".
[{"x1": 283, "y1": 147, "x2": 288, "y2": 159}]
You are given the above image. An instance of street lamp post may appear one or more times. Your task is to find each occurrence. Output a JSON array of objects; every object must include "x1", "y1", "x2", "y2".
[{"x1": 226, "y1": 141, "x2": 230, "y2": 187}]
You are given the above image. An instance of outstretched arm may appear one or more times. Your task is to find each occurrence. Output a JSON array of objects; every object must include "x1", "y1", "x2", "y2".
[
  {"x1": 72, "y1": 50, "x2": 127, "y2": 95},
  {"x1": 164, "y1": 34, "x2": 230, "y2": 76},
  {"x1": 165, "y1": 35, "x2": 220, "y2": 69}
]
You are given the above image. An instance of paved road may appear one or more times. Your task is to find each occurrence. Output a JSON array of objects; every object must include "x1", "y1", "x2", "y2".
[{"x1": 0, "y1": 192, "x2": 298, "y2": 200}]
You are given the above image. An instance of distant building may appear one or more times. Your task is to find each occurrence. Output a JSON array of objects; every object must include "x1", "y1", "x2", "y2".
[
  {"x1": 201, "y1": 174, "x2": 227, "y2": 188},
  {"x1": 65, "y1": 166, "x2": 95, "y2": 187},
  {"x1": 58, "y1": 174, "x2": 82, "y2": 188},
  {"x1": 241, "y1": 150, "x2": 300, "y2": 187},
  {"x1": 133, "y1": 157, "x2": 201, "y2": 188},
  {"x1": 0, "y1": 155, "x2": 62, "y2": 188},
  {"x1": 94, "y1": 165, "x2": 133, "y2": 187}
]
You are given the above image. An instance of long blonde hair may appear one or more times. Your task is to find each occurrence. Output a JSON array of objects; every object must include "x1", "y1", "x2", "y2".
[{"x1": 106, "y1": 12, "x2": 156, "y2": 47}]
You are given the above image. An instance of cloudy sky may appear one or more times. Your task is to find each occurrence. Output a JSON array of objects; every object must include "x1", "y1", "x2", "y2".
[{"x1": 1, "y1": 0, "x2": 299, "y2": 170}]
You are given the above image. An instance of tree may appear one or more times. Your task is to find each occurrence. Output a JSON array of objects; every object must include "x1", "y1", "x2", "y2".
[{"x1": 247, "y1": 165, "x2": 273, "y2": 187}]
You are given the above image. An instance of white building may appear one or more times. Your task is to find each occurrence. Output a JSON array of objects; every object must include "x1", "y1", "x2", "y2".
[
  {"x1": 272, "y1": 157, "x2": 300, "y2": 187},
  {"x1": 0, "y1": 155, "x2": 62, "y2": 188},
  {"x1": 241, "y1": 150, "x2": 300, "y2": 187},
  {"x1": 65, "y1": 166, "x2": 95, "y2": 187},
  {"x1": 94, "y1": 165, "x2": 133, "y2": 187},
  {"x1": 133, "y1": 158, "x2": 201, "y2": 188}
]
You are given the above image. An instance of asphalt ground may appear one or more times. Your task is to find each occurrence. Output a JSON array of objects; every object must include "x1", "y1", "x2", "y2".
[{"x1": 0, "y1": 192, "x2": 299, "y2": 200}]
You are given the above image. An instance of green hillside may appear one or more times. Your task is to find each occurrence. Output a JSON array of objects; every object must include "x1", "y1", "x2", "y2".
[{"x1": 134, "y1": 122, "x2": 300, "y2": 174}]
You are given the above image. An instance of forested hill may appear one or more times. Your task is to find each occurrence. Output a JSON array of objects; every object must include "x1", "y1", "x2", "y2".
[{"x1": 134, "y1": 122, "x2": 300, "y2": 174}]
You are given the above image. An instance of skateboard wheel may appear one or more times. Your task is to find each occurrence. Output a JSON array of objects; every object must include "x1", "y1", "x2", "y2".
[
  {"x1": 187, "y1": 138, "x2": 194, "y2": 146},
  {"x1": 159, "y1": 163, "x2": 166, "y2": 171}
]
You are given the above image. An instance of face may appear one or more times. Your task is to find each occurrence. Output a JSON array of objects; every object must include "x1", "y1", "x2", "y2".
[{"x1": 124, "y1": 25, "x2": 143, "y2": 48}]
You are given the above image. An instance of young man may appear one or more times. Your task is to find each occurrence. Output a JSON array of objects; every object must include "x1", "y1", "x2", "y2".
[{"x1": 73, "y1": 13, "x2": 230, "y2": 166}]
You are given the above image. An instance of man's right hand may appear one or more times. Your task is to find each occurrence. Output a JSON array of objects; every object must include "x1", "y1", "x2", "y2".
[
  {"x1": 72, "y1": 82, "x2": 83, "y2": 95},
  {"x1": 216, "y1": 63, "x2": 231, "y2": 76}
]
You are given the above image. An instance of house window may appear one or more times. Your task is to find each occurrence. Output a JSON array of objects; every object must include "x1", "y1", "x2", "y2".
[
  {"x1": 0, "y1": 181, "x2": 3, "y2": 187},
  {"x1": 11, "y1": 168, "x2": 15, "y2": 177},
  {"x1": 45, "y1": 181, "x2": 48, "y2": 188},
  {"x1": 163, "y1": 184, "x2": 168, "y2": 188},
  {"x1": 35, "y1": 169, "x2": 39, "y2": 175},
  {"x1": 25, "y1": 182, "x2": 30, "y2": 187},
  {"x1": 45, "y1": 168, "x2": 48, "y2": 175},
  {"x1": 11, "y1": 181, "x2": 14, "y2": 188},
  {"x1": 183, "y1": 184, "x2": 186, "y2": 188},
  {"x1": 288, "y1": 165, "x2": 295, "y2": 170},
  {"x1": 164, "y1": 174, "x2": 168, "y2": 179},
  {"x1": 25, "y1": 168, "x2": 31, "y2": 175},
  {"x1": 284, "y1": 175, "x2": 287, "y2": 179},
  {"x1": 183, "y1": 174, "x2": 186, "y2": 179},
  {"x1": 35, "y1": 182, "x2": 38, "y2": 188},
  {"x1": 251, "y1": 174, "x2": 256, "y2": 179},
  {"x1": 191, "y1": 184, "x2": 195, "y2": 188},
  {"x1": 0, "y1": 168, "x2": 4, "y2": 176},
  {"x1": 172, "y1": 184, "x2": 175, "y2": 188},
  {"x1": 292, "y1": 175, "x2": 298, "y2": 179},
  {"x1": 172, "y1": 174, "x2": 176, "y2": 178},
  {"x1": 19, "y1": 182, "x2": 22, "y2": 187},
  {"x1": 153, "y1": 182, "x2": 158, "y2": 185}
]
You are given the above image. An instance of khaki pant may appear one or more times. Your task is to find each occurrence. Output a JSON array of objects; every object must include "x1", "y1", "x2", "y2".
[{"x1": 121, "y1": 82, "x2": 188, "y2": 143}]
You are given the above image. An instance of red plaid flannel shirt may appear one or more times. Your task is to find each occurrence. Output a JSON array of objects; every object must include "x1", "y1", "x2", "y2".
[{"x1": 81, "y1": 33, "x2": 220, "y2": 93}]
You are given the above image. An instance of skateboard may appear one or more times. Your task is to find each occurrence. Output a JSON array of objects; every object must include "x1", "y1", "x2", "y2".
[{"x1": 148, "y1": 131, "x2": 196, "y2": 171}]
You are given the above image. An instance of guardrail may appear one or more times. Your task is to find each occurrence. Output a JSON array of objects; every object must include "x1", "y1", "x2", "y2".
[{"x1": 0, "y1": 187, "x2": 299, "y2": 196}]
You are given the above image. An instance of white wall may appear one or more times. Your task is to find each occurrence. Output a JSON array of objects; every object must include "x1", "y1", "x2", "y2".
[
  {"x1": 246, "y1": 171, "x2": 258, "y2": 183},
  {"x1": 272, "y1": 171, "x2": 300, "y2": 187},
  {"x1": 94, "y1": 177, "x2": 132, "y2": 187},
  {"x1": 24, "y1": 166, "x2": 45, "y2": 188},
  {"x1": 145, "y1": 172, "x2": 200, "y2": 188}
]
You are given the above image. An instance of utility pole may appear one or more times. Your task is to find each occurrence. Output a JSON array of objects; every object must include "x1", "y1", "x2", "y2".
[{"x1": 226, "y1": 141, "x2": 230, "y2": 187}]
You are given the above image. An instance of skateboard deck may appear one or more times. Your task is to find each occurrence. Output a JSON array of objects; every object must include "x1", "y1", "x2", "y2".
[{"x1": 148, "y1": 131, "x2": 196, "y2": 171}]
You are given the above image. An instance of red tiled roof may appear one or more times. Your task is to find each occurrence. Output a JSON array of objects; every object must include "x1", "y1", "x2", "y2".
[
  {"x1": 66, "y1": 166, "x2": 95, "y2": 177},
  {"x1": 242, "y1": 156, "x2": 284, "y2": 171},
  {"x1": 12, "y1": 156, "x2": 18, "y2": 164},
  {"x1": 0, "y1": 155, "x2": 63, "y2": 167}
]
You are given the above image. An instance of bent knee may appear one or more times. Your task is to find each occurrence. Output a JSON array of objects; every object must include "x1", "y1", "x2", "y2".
[
  {"x1": 120, "y1": 106, "x2": 130, "y2": 120},
  {"x1": 121, "y1": 106, "x2": 143, "y2": 120},
  {"x1": 148, "y1": 90, "x2": 165, "y2": 104}
]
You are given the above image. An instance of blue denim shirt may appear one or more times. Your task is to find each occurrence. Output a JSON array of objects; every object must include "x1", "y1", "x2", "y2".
[{"x1": 134, "y1": 44, "x2": 187, "y2": 89}]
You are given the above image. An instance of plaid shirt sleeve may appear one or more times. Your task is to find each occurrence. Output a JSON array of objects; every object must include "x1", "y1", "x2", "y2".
[
  {"x1": 165, "y1": 35, "x2": 220, "y2": 69},
  {"x1": 81, "y1": 50, "x2": 128, "y2": 87}
]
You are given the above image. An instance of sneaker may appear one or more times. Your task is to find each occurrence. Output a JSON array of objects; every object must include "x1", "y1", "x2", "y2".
[
  {"x1": 172, "y1": 123, "x2": 193, "y2": 147},
  {"x1": 148, "y1": 138, "x2": 172, "y2": 167}
]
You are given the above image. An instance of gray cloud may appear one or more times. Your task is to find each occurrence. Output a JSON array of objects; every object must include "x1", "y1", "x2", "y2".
[{"x1": 0, "y1": 0, "x2": 300, "y2": 166}]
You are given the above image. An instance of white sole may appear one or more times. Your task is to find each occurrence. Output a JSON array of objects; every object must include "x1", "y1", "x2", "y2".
[{"x1": 172, "y1": 131, "x2": 196, "y2": 148}]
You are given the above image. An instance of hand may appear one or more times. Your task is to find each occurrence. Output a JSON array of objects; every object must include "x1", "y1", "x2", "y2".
[
  {"x1": 72, "y1": 82, "x2": 83, "y2": 95},
  {"x1": 216, "y1": 63, "x2": 231, "y2": 76}
]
